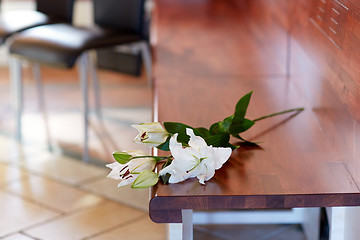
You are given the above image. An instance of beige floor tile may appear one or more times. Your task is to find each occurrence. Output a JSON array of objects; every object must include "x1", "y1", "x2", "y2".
[
  {"x1": 77, "y1": 124, "x2": 151, "y2": 165},
  {"x1": 88, "y1": 215, "x2": 166, "y2": 240},
  {"x1": 0, "y1": 191, "x2": 58, "y2": 237},
  {"x1": 18, "y1": 152, "x2": 107, "y2": 185},
  {"x1": 193, "y1": 224, "x2": 306, "y2": 240},
  {"x1": 0, "y1": 163, "x2": 30, "y2": 187},
  {"x1": 1, "y1": 233, "x2": 36, "y2": 240},
  {"x1": 79, "y1": 107, "x2": 151, "y2": 142},
  {"x1": 21, "y1": 113, "x2": 73, "y2": 143},
  {"x1": 81, "y1": 177, "x2": 149, "y2": 212},
  {"x1": 41, "y1": 112, "x2": 89, "y2": 143},
  {"x1": 94, "y1": 124, "x2": 151, "y2": 154},
  {"x1": 58, "y1": 128, "x2": 126, "y2": 165},
  {"x1": 23, "y1": 107, "x2": 151, "y2": 140},
  {"x1": 0, "y1": 136, "x2": 45, "y2": 164},
  {"x1": 21, "y1": 112, "x2": 95, "y2": 145},
  {"x1": 5, "y1": 175, "x2": 105, "y2": 213},
  {"x1": 102, "y1": 107, "x2": 152, "y2": 124},
  {"x1": 57, "y1": 118, "x2": 152, "y2": 166},
  {"x1": 17, "y1": 108, "x2": 151, "y2": 165},
  {"x1": 25, "y1": 201, "x2": 145, "y2": 240}
]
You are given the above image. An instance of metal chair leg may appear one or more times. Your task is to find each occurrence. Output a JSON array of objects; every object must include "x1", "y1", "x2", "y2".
[
  {"x1": 33, "y1": 63, "x2": 53, "y2": 151},
  {"x1": 9, "y1": 57, "x2": 23, "y2": 142},
  {"x1": 138, "y1": 41, "x2": 153, "y2": 87},
  {"x1": 78, "y1": 53, "x2": 90, "y2": 162},
  {"x1": 88, "y1": 51, "x2": 102, "y2": 121},
  {"x1": 129, "y1": 41, "x2": 153, "y2": 86}
]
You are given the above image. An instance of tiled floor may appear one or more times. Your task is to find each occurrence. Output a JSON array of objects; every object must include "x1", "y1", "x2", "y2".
[
  {"x1": 0, "y1": 66, "x2": 310, "y2": 239},
  {"x1": 194, "y1": 224, "x2": 305, "y2": 240},
  {"x1": 0, "y1": 66, "x2": 166, "y2": 240}
]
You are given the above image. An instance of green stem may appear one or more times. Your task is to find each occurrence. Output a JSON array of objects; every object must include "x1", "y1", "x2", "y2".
[
  {"x1": 252, "y1": 107, "x2": 304, "y2": 122},
  {"x1": 131, "y1": 155, "x2": 169, "y2": 162},
  {"x1": 157, "y1": 156, "x2": 173, "y2": 163}
]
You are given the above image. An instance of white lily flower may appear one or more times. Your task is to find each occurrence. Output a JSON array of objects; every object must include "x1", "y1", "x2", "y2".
[
  {"x1": 132, "y1": 122, "x2": 169, "y2": 147},
  {"x1": 159, "y1": 128, "x2": 232, "y2": 185},
  {"x1": 106, "y1": 151, "x2": 156, "y2": 187}
]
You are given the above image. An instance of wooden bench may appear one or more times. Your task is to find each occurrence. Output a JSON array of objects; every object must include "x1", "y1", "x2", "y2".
[{"x1": 149, "y1": 0, "x2": 360, "y2": 239}]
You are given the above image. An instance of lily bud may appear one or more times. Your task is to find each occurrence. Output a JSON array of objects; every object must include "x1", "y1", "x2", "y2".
[
  {"x1": 132, "y1": 122, "x2": 169, "y2": 147},
  {"x1": 106, "y1": 151, "x2": 157, "y2": 187}
]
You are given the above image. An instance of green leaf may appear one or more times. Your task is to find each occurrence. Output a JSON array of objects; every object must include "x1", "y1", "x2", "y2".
[
  {"x1": 156, "y1": 137, "x2": 170, "y2": 151},
  {"x1": 234, "y1": 91, "x2": 253, "y2": 119},
  {"x1": 164, "y1": 122, "x2": 192, "y2": 134},
  {"x1": 221, "y1": 116, "x2": 234, "y2": 132},
  {"x1": 159, "y1": 158, "x2": 172, "y2": 184},
  {"x1": 209, "y1": 116, "x2": 234, "y2": 135},
  {"x1": 131, "y1": 170, "x2": 159, "y2": 188},
  {"x1": 195, "y1": 127, "x2": 211, "y2": 138},
  {"x1": 164, "y1": 122, "x2": 198, "y2": 146},
  {"x1": 160, "y1": 173, "x2": 171, "y2": 185},
  {"x1": 231, "y1": 134, "x2": 259, "y2": 144},
  {"x1": 161, "y1": 158, "x2": 172, "y2": 169},
  {"x1": 228, "y1": 143, "x2": 240, "y2": 151},
  {"x1": 229, "y1": 118, "x2": 255, "y2": 134},
  {"x1": 112, "y1": 151, "x2": 132, "y2": 164},
  {"x1": 209, "y1": 122, "x2": 221, "y2": 135},
  {"x1": 204, "y1": 133, "x2": 230, "y2": 147}
]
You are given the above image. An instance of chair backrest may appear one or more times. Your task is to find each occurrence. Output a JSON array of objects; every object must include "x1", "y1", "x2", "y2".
[
  {"x1": 93, "y1": 0, "x2": 146, "y2": 36},
  {"x1": 36, "y1": 0, "x2": 75, "y2": 22}
]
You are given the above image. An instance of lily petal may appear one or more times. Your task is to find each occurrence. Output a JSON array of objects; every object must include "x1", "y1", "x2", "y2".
[
  {"x1": 132, "y1": 122, "x2": 168, "y2": 147},
  {"x1": 212, "y1": 147, "x2": 232, "y2": 169},
  {"x1": 128, "y1": 157, "x2": 156, "y2": 173},
  {"x1": 132, "y1": 122, "x2": 166, "y2": 132},
  {"x1": 197, "y1": 174, "x2": 206, "y2": 185},
  {"x1": 169, "y1": 134, "x2": 192, "y2": 162},
  {"x1": 168, "y1": 170, "x2": 187, "y2": 184},
  {"x1": 118, "y1": 177, "x2": 136, "y2": 187},
  {"x1": 186, "y1": 128, "x2": 207, "y2": 150},
  {"x1": 106, "y1": 162, "x2": 126, "y2": 180},
  {"x1": 159, "y1": 129, "x2": 233, "y2": 185}
]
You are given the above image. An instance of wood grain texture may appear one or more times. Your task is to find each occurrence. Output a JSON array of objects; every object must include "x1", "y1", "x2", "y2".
[
  {"x1": 150, "y1": 194, "x2": 360, "y2": 223},
  {"x1": 150, "y1": 0, "x2": 360, "y2": 223}
]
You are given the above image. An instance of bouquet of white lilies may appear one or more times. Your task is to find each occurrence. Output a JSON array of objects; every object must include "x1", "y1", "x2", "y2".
[{"x1": 106, "y1": 91, "x2": 304, "y2": 188}]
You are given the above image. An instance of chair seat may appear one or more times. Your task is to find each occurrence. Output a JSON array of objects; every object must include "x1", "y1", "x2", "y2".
[
  {"x1": 9, "y1": 23, "x2": 142, "y2": 68},
  {"x1": 0, "y1": 10, "x2": 53, "y2": 44}
]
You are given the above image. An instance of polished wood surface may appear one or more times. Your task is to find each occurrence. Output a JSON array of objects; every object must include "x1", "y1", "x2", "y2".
[
  {"x1": 150, "y1": 0, "x2": 360, "y2": 223},
  {"x1": 260, "y1": 0, "x2": 360, "y2": 189}
]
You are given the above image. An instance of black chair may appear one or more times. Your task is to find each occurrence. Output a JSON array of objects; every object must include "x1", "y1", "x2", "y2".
[
  {"x1": 0, "y1": 0, "x2": 75, "y2": 155},
  {"x1": 9, "y1": 0, "x2": 152, "y2": 162},
  {"x1": 0, "y1": 0, "x2": 74, "y2": 44}
]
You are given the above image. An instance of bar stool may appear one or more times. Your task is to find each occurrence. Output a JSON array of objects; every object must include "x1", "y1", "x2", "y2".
[{"x1": 9, "y1": 0, "x2": 152, "y2": 162}]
